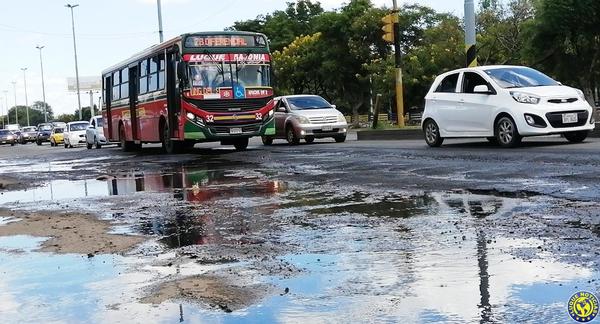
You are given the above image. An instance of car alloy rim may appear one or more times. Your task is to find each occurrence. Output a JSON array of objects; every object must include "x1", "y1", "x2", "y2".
[
  {"x1": 287, "y1": 129, "x2": 294, "y2": 142},
  {"x1": 498, "y1": 120, "x2": 513, "y2": 144},
  {"x1": 426, "y1": 122, "x2": 437, "y2": 144}
]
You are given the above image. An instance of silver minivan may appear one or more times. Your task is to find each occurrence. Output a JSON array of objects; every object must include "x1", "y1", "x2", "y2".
[{"x1": 262, "y1": 95, "x2": 348, "y2": 145}]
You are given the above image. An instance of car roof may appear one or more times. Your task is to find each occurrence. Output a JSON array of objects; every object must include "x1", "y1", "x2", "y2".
[
  {"x1": 67, "y1": 121, "x2": 89, "y2": 125},
  {"x1": 274, "y1": 94, "x2": 322, "y2": 100},
  {"x1": 436, "y1": 65, "x2": 529, "y2": 79}
]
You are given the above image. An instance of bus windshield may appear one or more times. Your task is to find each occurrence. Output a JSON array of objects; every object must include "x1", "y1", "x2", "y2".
[{"x1": 189, "y1": 63, "x2": 270, "y2": 90}]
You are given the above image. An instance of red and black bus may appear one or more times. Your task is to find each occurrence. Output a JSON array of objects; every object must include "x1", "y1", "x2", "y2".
[{"x1": 101, "y1": 31, "x2": 275, "y2": 153}]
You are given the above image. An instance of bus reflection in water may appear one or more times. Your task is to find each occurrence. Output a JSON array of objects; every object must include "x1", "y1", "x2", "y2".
[{"x1": 107, "y1": 168, "x2": 286, "y2": 248}]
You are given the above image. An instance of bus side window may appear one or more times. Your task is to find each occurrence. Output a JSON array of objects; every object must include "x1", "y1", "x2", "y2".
[
  {"x1": 158, "y1": 54, "x2": 165, "y2": 90},
  {"x1": 139, "y1": 59, "x2": 148, "y2": 95}
]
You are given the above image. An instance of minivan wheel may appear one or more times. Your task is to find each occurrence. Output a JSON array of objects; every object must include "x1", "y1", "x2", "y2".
[
  {"x1": 423, "y1": 119, "x2": 443, "y2": 147},
  {"x1": 261, "y1": 136, "x2": 273, "y2": 145},
  {"x1": 564, "y1": 130, "x2": 589, "y2": 143},
  {"x1": 286, "y1": 126, "x2": 300, "y2": 145},
  {"x1": 305, "y1": 136, "x2": 315, "y2": 144},
  {"x1": 495, "y1": 116, "x2": 522, "y2": 148}
]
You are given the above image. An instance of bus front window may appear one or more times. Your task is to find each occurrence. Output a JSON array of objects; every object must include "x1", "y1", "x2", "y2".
[{"x1": 188, "y1": 63, "x2": 271, "y2": 90}]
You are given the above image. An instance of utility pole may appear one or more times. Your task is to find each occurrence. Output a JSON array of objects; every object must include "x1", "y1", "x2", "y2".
[
  {"x1": 89, "y1": 90, "x2": 94, "y2": 118},
  {"x1": 11, "y1": 81, "x2": 18, "y2": 125},
  {"x1": 21, "y1": 68, "x2": 30, "y2": 126},
  {"x1": 157, "y1": 0, "x2": 164, "y2": 43},
  {"x1": 465, "y1": 0, "x2": 477, "y2": 67},
  {"x1": 3, "y1": 91, "x2": 8, "y2": 124},
  {"x1": 382, "y1": 0, "x2": 405, "y2": 127},
  {"x1": 66, "y1": 4, "x2": 82, "y2": 120},
  {"x1": 36, "y1": 45, "x2": 48, "y2": 122},
  {"x1": 0, "y1": 96, "x2": 4, "y2": 128}
]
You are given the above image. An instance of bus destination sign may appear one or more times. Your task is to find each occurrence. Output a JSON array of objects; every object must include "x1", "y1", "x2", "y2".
[{"x1": 185, "y1": 35, "x2": 266, "y2": 48}]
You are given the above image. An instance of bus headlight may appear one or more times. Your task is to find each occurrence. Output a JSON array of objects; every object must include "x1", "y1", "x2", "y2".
[
  {"x1": 268, "y1": 109, "x2": 274, "y2": 118},
  {"x1": 186, "y1": 112, "x2": 195, "y2": 120}
]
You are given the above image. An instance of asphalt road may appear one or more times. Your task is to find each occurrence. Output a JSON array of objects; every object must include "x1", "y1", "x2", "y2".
[{"x1": 1, "y1": 133, "x2": 599, "y2": 322}]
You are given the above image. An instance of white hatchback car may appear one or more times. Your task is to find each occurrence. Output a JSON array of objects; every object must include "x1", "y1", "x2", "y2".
[
  {"x1": 64, "y1": 121, "x2": 90, "y2": 148},
  {"x1": 422, "y1": 65, "x2": 595, "y2": 147}
]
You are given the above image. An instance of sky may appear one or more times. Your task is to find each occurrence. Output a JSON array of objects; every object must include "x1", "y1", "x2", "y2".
[{"x1": 0, "y1": 0, "x2": 465, "y2": 117}]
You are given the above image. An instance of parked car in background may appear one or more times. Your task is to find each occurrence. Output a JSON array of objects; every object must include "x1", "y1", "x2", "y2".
[
  {"x1": 422, "y1": 65, "x2": 596, "y2": 148},
  {"x1": 0, "y1": 129, "x2": 16, "y2": 146},
  {"x1": 18, "y1": 126, "x2": 38, "y2": 144},
  {"x1": 36, "y1": 123, "x2": 54, "y2": 145},
  {"x1": 49, "y1": 127, "x2": 64, "y2": 147},
  {"x1": 85, "y1": 116, "x2": 110, "y2": 149},
  {"x1": 262, "y1": 95, "x2": 348, "y2": 145},
  {"x1": 5, "y1": 124, "x2": 20, "y2": 132},
  {"x1": 64, "y1": 121, "x2": 89, "y2": 148}
]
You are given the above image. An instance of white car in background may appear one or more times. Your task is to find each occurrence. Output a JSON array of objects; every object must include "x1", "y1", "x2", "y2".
[
  {"x1": 64, "y1": 121, "x2": 90, "y2": 148},
  {"x1": 422, "y1": 65, "x2": 595, "y2": 147},
  {"x1": 86, "y1": 115, "x2": 109, "y2": 149}
]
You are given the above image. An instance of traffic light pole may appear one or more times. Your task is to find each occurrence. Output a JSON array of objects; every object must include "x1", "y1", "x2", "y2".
[{"x1": 392, "y1": 4, "x2": 405, "y2": 127}]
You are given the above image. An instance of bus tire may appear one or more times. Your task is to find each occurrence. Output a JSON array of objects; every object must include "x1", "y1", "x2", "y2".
[
  {"x1": 233, "y1": 138, "x2": 249, "y2": 151},
  {"x1": 161, "y1": 122, "x2": 181, "y2": 154},
  {"x1": 120, "y1": 124, "x2": 135, "y2": 152}
]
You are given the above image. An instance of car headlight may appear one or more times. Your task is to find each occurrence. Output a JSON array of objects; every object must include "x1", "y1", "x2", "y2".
[
  {"x1": 510, "y1": 91, "x2": 540, "y2": 104},
  {"x1": 7, "y1": 135, "x2": 13, "y2": 140},
  {"x1": 576, "y1": 89, "x2": 586, "y2": 101},
  {"x1": 296, "y1": 115, "x2": 310, "y2": 124},
  {"x1": 337, "y1": 115, "x2": 347, "y2": 123}
]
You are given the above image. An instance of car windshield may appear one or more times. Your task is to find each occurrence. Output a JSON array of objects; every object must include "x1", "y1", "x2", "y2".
[
  {"x1": 189, "y1": 63, "x2": 270, "y2": 89},
  {"x1": 69, "y1": 123, "x2": 88, "y2": 131},
  {"x1": 287, "y1": 96, "x2": 332, "y2": 110},
  {"x1": 0, "y1": 130, "x2": 10, "y2": 135},
  {"x1": 484, "y1": 67, "x2": 559, "y2": 88},
  {"x1": 96, "y1": 118, "x2": 104, "y2": 127},
  {"x1": 39, "y1": 125, "x2": 52, "y2": 131},
  {"x1": 54, "y1": 128, "x2": 63, "y2": 134},
  {"x1": 23, "y1": 127, "x2": 36, "y2": 132}
]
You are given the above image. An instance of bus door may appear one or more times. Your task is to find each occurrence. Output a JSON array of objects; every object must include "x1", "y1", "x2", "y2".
[
  {"x1": 104, "y1": 75, "x2": 114, "y2": 140},
  {"x1": 166, "y1": 49, "x2": 181, "y2": 137},
  {"x1": 128, "y1": 65, "x2": 139, "y2": 140}
]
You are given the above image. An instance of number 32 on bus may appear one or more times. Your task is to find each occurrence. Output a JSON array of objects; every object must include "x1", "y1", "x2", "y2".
[{"x1": 101, "y1": 32, "x2": 275, "y2": 153}]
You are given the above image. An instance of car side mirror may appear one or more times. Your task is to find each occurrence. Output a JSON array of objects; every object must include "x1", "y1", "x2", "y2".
[
  {"x1": 473, "y1": 85, "x2": 492, "y2": 94},
  {"x1": 331, "y1": 104, "x2": 337, "y2": 109},
  {"x1": 277, "y1": 107, "x2": 287, "y2": 113}
]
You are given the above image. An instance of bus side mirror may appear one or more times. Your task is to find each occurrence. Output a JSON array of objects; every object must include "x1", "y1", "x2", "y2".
[{"x1": 177, "y1": 63, "x2": 188, "y2": 84}]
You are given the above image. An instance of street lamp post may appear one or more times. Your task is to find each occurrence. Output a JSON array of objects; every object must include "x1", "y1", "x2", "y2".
[
  {"x1": 2, "y1": 91, "x2": 8, "y2": 124},
  {"x1": 21, "y1": 67, "x2": 30, "y2": 126},
  {"x1": 11, "y1": 81, "x2": 18, "y2": 125},
  {"x1": 0, "y1": 96, "x2": 4, "y2": 128},
  {"x1": 157, "y1": 0, "x2": 164, "y2": 43},
  {"x1": 66, "y1": 3, "x2": 82, "y2": 120},
  {"x1": 36, "y1": 45, "x2": 48, "y2": 122}
]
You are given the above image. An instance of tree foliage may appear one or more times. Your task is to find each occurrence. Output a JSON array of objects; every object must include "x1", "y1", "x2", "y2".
[
  {"x1": 230, "y1": 0, "x2": 600, "y2": 121},
  {"x1": 3, "y1": 101, "x2": 54, "y2": 127}
]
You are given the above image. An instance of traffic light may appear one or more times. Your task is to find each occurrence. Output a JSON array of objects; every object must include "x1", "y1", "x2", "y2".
[{"x1": 381, "y1": 13, "x2": 398, "y2": 43}]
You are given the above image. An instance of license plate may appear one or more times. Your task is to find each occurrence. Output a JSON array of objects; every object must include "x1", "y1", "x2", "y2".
[
  {"x1": 229, "y1": 128, "x2": 242, "y2": 134},
  {"x1": 322, "y1": 125, "x2": 333, "y2": 131},
  {"x1": 562, "y1": 113, "x2": 578, "y2": 124}
]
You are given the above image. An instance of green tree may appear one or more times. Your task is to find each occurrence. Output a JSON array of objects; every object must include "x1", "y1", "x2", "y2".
[{"x1": 523, "y1": 0, "x2": 600, "y2": 104}]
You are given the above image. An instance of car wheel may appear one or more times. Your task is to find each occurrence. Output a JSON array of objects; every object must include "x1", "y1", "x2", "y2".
[
  {"x1": 564, "y1": 130, "x2": 589, "y2": 143},
  {"x1": 233, "y1": 138, "x2": 249, "y2": 151},
  {"x1": 286, "y1": 126, "x2": 300, "y2": 145},
  {"x1": 50, "y1": 140, "x2": 54, "y2": 147},
  {"x1": 261, "y1": 136, "x2": 273, "y2": 146},
  {"x1": 87, "y1": 142, "x2": 93, "y2": 149},
  {"x1": 305, "y1": 136, "x2": 315, "y2": 144},
  {"x1": 423, "y1": 119, "x2": 443, "y2": 147},
  {"x1": 334, "y1": 135, "x2": 346, "y2": 143},
  {"x1": 495, "y1": 116, "x2": 522, "y2": 148},
  {"x1": 36, "y1": 139, "x2": 42, "y2": 146},
  {"x1": 64, "y1": 142, "x2": 68, "y2": 148},
  {"x1": 10, "y1": 142, "x2": 14, "y2": 146},
  {"x1": 95, "y1": 138, "x2": 102, "y2": 149}
]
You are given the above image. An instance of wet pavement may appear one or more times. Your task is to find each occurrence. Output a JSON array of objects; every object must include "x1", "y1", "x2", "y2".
[{"x1": 0, "y1": 137, "x2": 599, "y2": 322}]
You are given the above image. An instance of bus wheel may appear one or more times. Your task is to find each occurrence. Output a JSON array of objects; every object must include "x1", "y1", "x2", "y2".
[
  {"x1": 233, "y1": 138, "x2": 249, "y2": 151},
  {"x1": 120, "y1": 125, "x2": 135, "y2": 152},
  {"x1": 161, "y1": 122, "x2": 181, "y2": 154}
]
